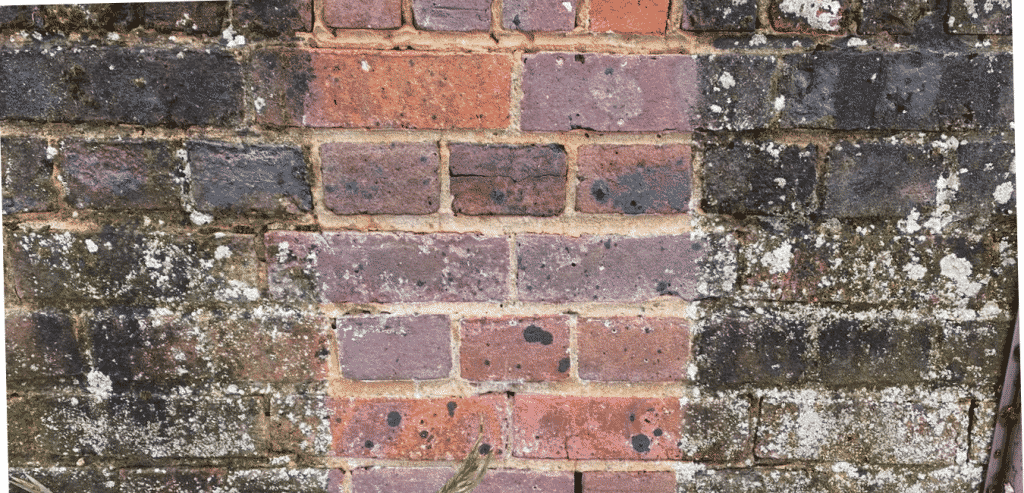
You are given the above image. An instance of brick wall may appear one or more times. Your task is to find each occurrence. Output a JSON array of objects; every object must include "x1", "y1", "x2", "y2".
[{"x1": 1, "y1": 0, "x2": 1014, "y2": 492}]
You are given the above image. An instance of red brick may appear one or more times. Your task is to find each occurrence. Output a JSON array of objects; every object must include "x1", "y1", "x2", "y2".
[
  {"x1": 255, "y1": 49, "x2": 512, "y2": 129},
  {"x1": 512, "y1": 396, "x2": 681, "y2": 459},
  {"x1": 460, "y1": 316, "x2": 571, "y2": 382},
  {"x1": 413, "y1": 0, "x2": 490, "y2": 31},
  {"x1": 520, "y1": 53, "x2": 698, "y2": 132},
  {"x1": 6, "y1": 311, "x2": 84, "y2": 382},
  {"x1": 60, "y1": 139, "x2": 181, "y2": 211},
  {"x1": 329, "y1": 395, "x2": 508, "y2": 460},
  {"x1": 337, "y1": 315, "x2": 452, "y2": 380},
  {"x1": 576, "y1": 144, "x2": 691, "y2": 214},
  {"x1": 769, "y1": 0, "x2": 848, "y2": 32},
  {"x1": 1, "y1": 136, "x2": 58, "y2": 214},
  {"x1": 589, "y1": 0, "x2": 669, "y2": 34},
  {"x1": 352, "y1": 468, "x2": 573, "y2": 493},
  {"x1": 450, "y1": 144, "x2": 567, "y2": 216},
  {"x1": 577, "y1": 317, "x2": 690, "y2": 382},
  {"x1": 266, "y1": 231, "x2": 509, "y2": 303},
  {"x1": 503, "y1": 0, "x2": 578, "y2": 31},
  {"x1": 320, "y1": 142, "x2": 439, "y2": 215},
  {"x1": 582, "y1": 471, "x2": 677, "y2": 492},
  {"x1": 324, "y1": 0, "x2": 401, "y2": 28}
]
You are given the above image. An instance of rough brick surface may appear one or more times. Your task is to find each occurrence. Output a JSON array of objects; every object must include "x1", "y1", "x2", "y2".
[
  {"x1": 679, "y1": 392, "x2": 753, "y2": 461},
  {"x1": 8, "y1": 467, "x2": 118, "y2": 493},
  {"x1": 513, "y1": 395, "x2": 681, "y2": 459},
  {"x1": 859, "y1": 0, "x2": 933, "y2": 34},
  {"x1": 144, "y1": 2, "x2": 226, "y2": 34},
  {"x1": 949, "y1": 0, "x2": 1011, "y2": 34},
  {"x1": 460, "y1": 316, "x2": 571, "y2": 381},
  {"x1": 329, "y1": 395, "x2": 507, "y2": 460},
  {"x1": 321, "y1": 142, "x2": 440, "y2": 214},
  {"x1": 577, "y1": 317, "x2": 690, "y2": 382},
  {"x1": 353, "y1": 468, "x2": 573, "y2": 493},
  {"x1": 234, "y1": 0, "x2": 312, "y2": 34},
  {"x1": 681, "y1": 0, "x2": 756, "y2": 31},
  {"x1": 254, "y1": 50, "x2": 512, "y2": 129},
  {"x1": 187, "y1": 140, "x2": 311, "y2": 216},
  {"x1": 823, "y1": 140, "x2": 943, "y2": 218},
  {"x1": 60, "y1": 139, "x2": 182, "y2": 211},
  {"x1": 582, "y1": 471, "x2": 677, "y2": 492},
  {"x1": 337, "y1": 315, "x2": 451, "y2": 380},
  {"x1": 1, "y1": 136, "x2": 57, "y2": 214},
  {"x1": 695, "y1": 55, "x2": 778, "y2": 131},
  {"x1": 769, "y1": 0, "x2": 848, "y2": 32},
  {"x1": 589, "y1": 0, "x2": 669, "y2": 34},
  {"x1": 0, "y1": 6, "x2": 35, "y2": 30},
  {"x1": 6, "y1": 311, "x2": 84, "y2": 383},
  {"x1": 701, "y1": 140, "x2": 817, "y2": 215},
  {"x1": 267, "y1": 231, "x2": 509, "y2": 303},
  {"x1": 413, "y1": 0, "x2": 491, "y2": 31},
  {"x1": 516, "y1": 234, "x2": 724, "y2": 302},
  {"x1": 576, "y1": 144, "x2": 691, "y2": 214},
  {"x1": 695, "y1": 309, "x2": 810, "y2": 387},
  {"x1": 503, "y1": 0, "x2": 577, "y2": 31},
  {"x1": 0, "y1": 45, "x2": 242, "y2": 126},
  {"x1": 956, "y1": 139, "x2": 1016, "y2": 216},
  {"x1": 520, "y1": 53, "x2": 698, "y2": 131},
  {"x1": 685, "y1": 466, "x2": 984, "y2": 493},
  {"x1": 324, "y1": 0, "x2": 401, "y2": 29},
  {"x1": 449, "y1": 143, "x2": 566, "y2": 216}
]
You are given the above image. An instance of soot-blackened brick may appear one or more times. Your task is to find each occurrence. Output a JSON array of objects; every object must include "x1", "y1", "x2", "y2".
[
  {"x1": 520, "y1": 53, "x2": 698, "y2": 131},
  {"x1": 695, "y1": 312, "x2": 809, "y2": 387},
  {"x1": 695, "y1": 55, "x2": 777, "y2": 131},
  {"x1": 817, "y1": 317, "x2": 931, "y2": 385},
  {"x1": 1, "y1": 136, "x2": 57, "y2": 214},
  {"x1": 956, "y1": 140, "x2": 1015, "y2": 216},
  {"x1": 503, "y1": 0, "x2": 577, "y2": 31},
  {"x1": 337, "y1": 315, "x2": 451, "y2": 380},
  {"x1": 234, "y1": 0, "x2": 312, "y2": 34},
  {"x1": 681, "y1": 0, "x2": 756, "y2": 31},
  {"x1": 0, "y1": 45, "x2": 242, "y2": 127},
  {"x1": 516, "y1": 234, "x2": 713, "y2": 302},
  {"x1": 589, "y1": 0, "x2": 670, "y2": 34},
  {"x1": 702, "y1": 140, "x2": 817, "y2": 216},
  {"x1": 949, "y1": 0, "x2": 1011, "y2": 34},
  {"x1": 0, "y1": 6, "x2": 35, "y2": 30},
  {"x1": 460, "y1": 316, "x2": 571, "y2": 382},
  {"x1": 679, "y1": 393, "x2": 753, "y2": 462},
  {"x1": 859, "y1": 0, "x2": 933, "y2": 34},
  {"x1": 324, "y1": 0, "x2": 400, "y2": 29},
  {"x1": 117, "y1": 469, "x2": 225, "y2": 493},
  {"x1": 823, "y1": 141, "x2": 943, "y2": 218},
  {"x1": 413, "y1": 0, "x2": 490, "y2": 31},
  {"x1": 779, "y1": 50, "x2": 883, "y2": 129},
  {"x1": 6, "y1": 311, "x2": 84, "y2": 382},
  {"x1": 321, "y1": 142, "x2": 439, "y2": 214},
  {"x1": 577, "y1": 144, "x2": 691, "y2": 214},
  {"x1": 10, "y1": 468, "x2": 117, "y2": 493},
  {"x1": 577, "y1": 317, "x2": 690, "y2": 382},
  {"x1": 144, "y1": 2, "x2": 227, "y2": 34},
  {"x1": 60, "y1": 139, "x2": 182, "y2": 211},
  {"x1": 187, "y1": 141, "x2": 311, "y2": 216},
  {"x1": 449, "y1": 144, "x2": 566, "y2": 216},
  {"x1": 769, "y1": 0, "x2": 848, "y2": 32}
]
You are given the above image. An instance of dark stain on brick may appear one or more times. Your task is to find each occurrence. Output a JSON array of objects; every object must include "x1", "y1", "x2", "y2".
[
  {"x1": 591, "y1": 180, "x2": 610, "y2": 203},
  {"x1": 386, "y1": 411, "x2": 402, "y2": 427},
  {"x1": 653, "y1": 427, "x2": 663, "y2": 436},
  {"x1": 30, "y1": 312, "x2": 85, "y2": 376},
  {"x1": 523, "y1": 325, "x2": 554, "y2": 345},
  {"x1": 447, "y1": 401, "x2": 457, "y2": 417},
  {"x1": 479, "y1": 443, "x2": 491, "y2": 454},
  {"x1": 365, "y1": 440, "x2": 374, "y2": 448},
  {"x1": 558, "y1": 357, "x2": 571, "y2": 373},
  {"x1": 631, "y1": 433, "x2": 651, "y2": 453}
]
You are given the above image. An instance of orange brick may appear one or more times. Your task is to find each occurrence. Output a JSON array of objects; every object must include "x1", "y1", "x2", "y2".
[
  {"x1": 460, "y1": 316, "x2": 572, "y2": 382},
  {"x1": 329, "y1": 395, "x2": 509, "y2": 460},
  {"x1": 578, "y1": 317, "x2": 691, "y2": 382},
  {"x1": 589, "y1": 0, "x2": 670, "y2": 34}
]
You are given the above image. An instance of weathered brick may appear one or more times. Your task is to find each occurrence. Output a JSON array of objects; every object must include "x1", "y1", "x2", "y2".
[
  {"x1": 576, "y1": 144, "x2": 691, "y2": 214},
  {"x1": 267, "y1": 231, "x2": 509, "y2": 303},
  {"x1": 321, "y1": 142, "x2": 438, "y2": 214},
  {"x1": 971, "y1": 400, "x2": 997, "y2": 464},
  {"x1": 516, "y1": 234, "x2": 721, "y2": 302},
  {"x1": 956, "y1": 139, "x2": 1016, "y2": 216},
  {"x1": 582, "y1": 471, "x2": 677, "y2": 492},
  {"x1": 0, "y1": 6, "x2": 36, "y2": 30},
  {"x1": 267, "y1": 395, "x2": 332, "y2": 456},
  {"x1": 695, "y1": 55, "x2": 778, "y2": 131},
  {"x1": 701, "y1": 140, "x2": 816, "y2": 215},
  {"x1": 60, "y1": 139, "x2": 182, "y2": 211},
  {"x1": 1, "y1": 136, "x2": 58, "y2": 214},
  {"x1": 823, "y1": 140, "x2": 942, "y2": 218},
  {"x1": 949, "y1": 0, "x2": 1011, "y2": 34},
  {"x1": 695, "y1": 309, "x2": 810, "y2": 387},
  {"x1": 859, "y1": 0, "x2": 933, "y2": 34},
  {"x1": 144, "y1": 2, "x2": 226, "y2": 34},
  {"x1": 685, "y1": 465, "x2": 986, "y2": 493},
  {"x1": 817, "y1": 315, "x2": 932, "y2": 386},
  {"x1": 116, "y1": 468, "x2": 225, "y2": 493},
  {"x1": 503, "y1": 0, "x2": 577, "y2": 31},
  {"x1": 687, "y1": 469, "x2": 823, "y2": 493},
  {"x1": 513, "y1": 395, "x2": 681, "y2": 459},
  {"x1": 324, "y1": 0, "x2": 400, "y2": 29},
  {"x1": 449, "y1": 143, "x2": 566, "y2": 216},
  {"x1": 460, "y1": 316, "x2": 571, "y2": 382},
  {"x1": 769, "y1": 0, "x2": 848, "y2": 32},
  {"x1": 253, "y1": 50, "x2": 512, "y2": 129},
  {"x1": 577, "y1": 317, "x2": 690, "y2": 382},
  {"x1": 9, "y1": 467, "x2": 118, "y2": 493},
  {"x1": 520, "y1": 53, "x2": 698, "y2": 131},
  {"x1": 187, "y1": 140, "x2": 311, "y2": 216},
  {"x1": 413, "y1": 0, "x2": 490, "y2": 31},
  {"x1": 6, "y1": 310, "x2": 84, "y2": 382},
  {"x1": 116, "y1": 468, "x2": 339, "y2": 493},
  {"x1": 756, "y1": 390, "x2": 968, "y2": 464},
  {"x1": 329, "y1": 395, "x2": 508, "y2": 460},
  {"x1": 234, "y1": 0, "x2": 312, "y2": 34},
  {"x1": 352, "y1": 468, "x2": 573, "y2": 493},
  {"x1": 8, "y1": 228, "x2": 259, "y2": 304},
  {"x1": 0, "y1": 45, "x2": 242, "y2": 126},
  {"x1": 681, "y1": 0, "x2": 756, "y2": 31},
  {"x1": 679, "y1": 392, "x2": 753, "y2": 462},
  {"x1": 589, "y1": 0, "x2": 669, "y2": 33},
  {"x1": 337, "y1": 315, "x2": 452, "y2": 380},
  {"x1": 35, "y1": 4, "x2": 140, "y2": 33}
]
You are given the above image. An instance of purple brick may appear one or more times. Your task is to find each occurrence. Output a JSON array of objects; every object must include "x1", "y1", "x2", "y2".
[
  {"x1": 320, "y1": 142, "x2": 439, "y2": 215},
  {"x1": 353, "y1": 468, "x2": 573, "y2": 493},
  {"x1": 516, "y1": 234, "x2": 719, "y2": 302},
  {"x1": 324, "y1": 0, "x2": 401, "y2": 28},
  {"x1": 824, "y1": 141, "x2": 943, "y2": 218},
  {"x1": 449, "y1": 144, "x2": 566, "y2": 216},
  {"x1": 859, "y1": 0, "x2": 932, "y2": 34},
  {"x1": 949, "y1": 0, "x2": 1011, "y2": 34},
  {"x1": 187, "y1": 140, "x2": 311, "y2": 216},
  {"x1": 266, "y1": 231, "x2": 509, "y2": 303},
  {"x1": 770, "y1": 0, "x2": 848, "y2": 32},
  {"x1": 234, "y1": 0, "x2": 313, "y2": 34},
  {"x1": 6, "y1": 311, "x2": 84, "y2": 382},
  {"x1": 337, "y1": 315, "x2": 452, "y2": 380},
  {"x1": 60, "y1": 139, "x2": 182, "y2": 211},
  {"x1": 145, "y1": 2, "x2": 227, "y2": 34},
  {"x1": 1, "y1": 136, "x2": 57, "y2": 214},
  {"x1": 583, "y1": 471, "x2": 677, "y2": 492},
  {"x1": 503, "y1": 0, "x2": 577, "y2": 31},
  {"x1": 413, "y1": 0, "x2": 490, "y2": 31},
  {"x1": 520, "y1": 53, "x2": 699, "y2": 132},
  {"x1": 681, "y1": 0, "x2": 756, "y2": 31},
  {"x1": 577, "y1": 144, "x2": 691, "y2": 214}
]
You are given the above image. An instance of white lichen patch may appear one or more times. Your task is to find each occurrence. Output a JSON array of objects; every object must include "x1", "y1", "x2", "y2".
[
  {"x1": 749, "y1": 33, "x2": 767, "y2": 46},
  {"x1": 719, "y1": 71, "x2": 736, "y2": 89},
  {"x1": 777, "y1": 0, "x2": 843, "y2": 31},
  {"x1": 86, "y1": 370, "x2": 113, "y2": 399},
  {"x1": 939, "y1": 254, "x2": 984, "y2": 298},
  {"x1": 847, "y1": 37, "x2": 867, "y2": 47},
  {"x1": 993, "y1": 181, "x2": 1013, "y2": 204},
  {"x1": 761, "y1": 242, "x2": 793, "y2": 275},
  {"x1": 222, "y1": 25, "x2": 245, "y2": 48}
]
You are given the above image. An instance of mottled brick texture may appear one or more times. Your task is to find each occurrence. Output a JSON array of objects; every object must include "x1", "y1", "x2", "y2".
[
  {"x1": 320, "y1": 142, "x2": 440, "y2": 214},
  {"x1": 449, "y1": 143, "x2": 566, "y2": 216}
]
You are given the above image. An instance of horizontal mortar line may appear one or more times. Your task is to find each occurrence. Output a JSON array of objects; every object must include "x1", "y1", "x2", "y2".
[
  {"x1": 326, "y1": 379, "x2": 691, "y2": 398},
  {"x1": 320, "y1": 300, "x2": 693, "y2": 318},
  {"x1": 327, "y1": 457, "x2": 687, "y2": 472}
]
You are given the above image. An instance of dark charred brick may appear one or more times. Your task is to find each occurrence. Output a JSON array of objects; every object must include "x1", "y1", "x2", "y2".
[
  {"x1": 956, "y1": 140, "x2": 1016, "y2": 216},
  {"x1": 689, "y1": 469, "x2": 823, "y2": 492},
  {"x1": 577, "y1": 317, "x2": 690, "y2": 382},
  {"x1": 220, "y1": 469, "x2": 338, "y2": 492},
  {"x1": 679, "y1": 393, "x2": 752, "y2": 462},
  {"x1": 337, "y1": 315, "x2": 452, "y2": 380},
  {"x1": 450, "y1": 144, "x2": 566, "y2": 216},
  {"x1": 0, "y1": 45, "x2": 242, "y2": 127},
  {"x1": 324, "y1": 0, "x2": 400, "y2": 29},
  {"x1": 949, "y1": 0, "x2": 1011, "y2": 34},
  {"x1": 769, "y1": 0, "x2": 849, "y2": 32},
  {"x1": 1, "y1": 136, "x2": 58, "y2": 214},
  {"x1": 502, "y1": 0, "x2": 577, "y2": 31},
  {"x1": 695, "y1": 55, "x2": 778, "y2": 131},
  {"x1": 250, "y1": 49, "x2": 313, "y2": 127},
  {"x1": 234, "y1": 0, "x2": 313, "y2": 34},
  {"x1": 695, "y1": 311, "x2": 809, "y2": 387},
  {"x1": 577, "y1": 144, "x2": 691, "y2": 214},
  {"x1": 117, "y1": 468, "x2": 224, "y2": 492},
  {"x1": 60, "y1": 139, "x2": 182, "y2": 211},
  {"x1": 144, "y1": 2, "x2": 227, "y2": 34},
  {"x1": 779, "y1": 50, "x2": 883, "y2": 129},
  {"x1": 36, "y1": 4, "x2": 141, "y2": 33},
  {"x1": 6, "y1": 311, "x2": 84, "y2": 383},
  {"x1": 0, "y1": 6, "x2": 36, "y2": 30},
  {"x1": 859, "y1": 0, "x2": 934, "y2": 34},
  {"x1": 460, "y1": 316, "x2": 571, "y2": 382},
  {"x1": 817, "y1": 316, "x2": 932, "y2": 385},
  {"x1": 413, "y1": 0, "x2": 491, "y2": 31},
  {"x1": 823, "y1": 141, "x2": 943, "y2": 218},
  {"x1": 187, "y1": 140, "x2": 311, "y2": 216},
  {"x1": 702, "y1": 140, "x2": 817, "y2": 215},
  {"x1": 681, "y1": 0, "x2": 756, "y2": 31}
]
